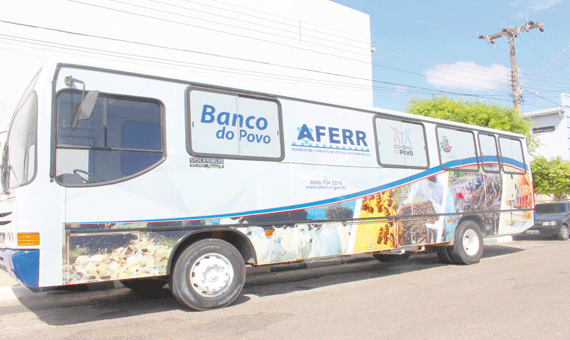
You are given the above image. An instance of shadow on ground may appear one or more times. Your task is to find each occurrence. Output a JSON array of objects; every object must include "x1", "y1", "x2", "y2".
[{"x1": 14, "y1": 243, "x2": 523, "y2": 326}]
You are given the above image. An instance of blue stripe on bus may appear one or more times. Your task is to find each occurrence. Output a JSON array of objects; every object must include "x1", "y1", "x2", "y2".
[
  {"x1": 501, "y1": 157, "x2": 526, "y2": 171},
  {"x1": 69, "y1": 156, "x2": 526, "y2": 225},
  {"x1": 76, "y1": 165, "x2": 447, "y2": 224}
]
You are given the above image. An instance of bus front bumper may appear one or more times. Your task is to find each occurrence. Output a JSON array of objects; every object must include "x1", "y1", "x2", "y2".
[{"x1": 0, "y1": 248, "x2": 39, "y2": 287}]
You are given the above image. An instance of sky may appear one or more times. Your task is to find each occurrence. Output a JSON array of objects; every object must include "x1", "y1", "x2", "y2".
[
  {"x1": 332, "y1": 0, "x2": 570, "y2": 113},
  {"x1": 0, "y1": 0, "x2": 568, "y2": 131}
]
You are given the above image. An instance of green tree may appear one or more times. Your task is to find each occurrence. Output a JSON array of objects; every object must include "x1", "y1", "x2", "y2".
[
  {"x1": 531, "y1": 157, "x2": 570, "y2": 200},
  {"x1": 405, "y1": 95, "x2": 537, "y2": 152}
]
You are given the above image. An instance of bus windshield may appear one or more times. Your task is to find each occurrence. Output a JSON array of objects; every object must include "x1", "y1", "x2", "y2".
[
  {"x1": 1, "y1": 71, "x2": 41, "y2": 194},
  {"x1": 1, "y1": 92, "x2": 38, "y2": 194}
]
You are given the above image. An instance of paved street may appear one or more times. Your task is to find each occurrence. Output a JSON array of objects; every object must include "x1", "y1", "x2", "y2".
[{"x1": 1, "y1": 238, "x2": 569, "y2": 339}]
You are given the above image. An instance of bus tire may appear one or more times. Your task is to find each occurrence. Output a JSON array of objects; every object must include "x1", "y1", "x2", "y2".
[
  {"x1": 170, "y1": 239, "x2": 245, "y2": 311},
  {"x1": 435, "y1": 246, "x2": 455, "y2": 264},
  {"x1": 120, "y1": 277, "x2": 168, "y2": 293},
  {"x1": 450, "y1": 220, "x2": 484, "y2": 265}
]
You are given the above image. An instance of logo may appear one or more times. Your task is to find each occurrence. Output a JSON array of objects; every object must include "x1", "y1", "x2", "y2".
[
  {"x1": 440, "y1": 137, "x2": 452, "y2": 153},
  {"x1": 391, "y1": 126, "x2": 413, "y2": 156},
  {"x1": 200, "y1": 104, "x2": 272, "y2": 144},
  {"x1": 293, "y1": 124, "x2": 369, "y2": 152},
  {"x1": 391, "y1": 126, "x2": 411, "y2": 145}
]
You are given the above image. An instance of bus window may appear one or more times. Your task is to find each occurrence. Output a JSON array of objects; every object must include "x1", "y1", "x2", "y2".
[
  {"x1": 187, "y1": 88, "x2": 283, "y2": 161},
  {"x1": 55, "y1": 91, "x2": 163, "y2": 185},
  {"x1": 478, "y1": 133, "x2": 500, "y2": 173},
  {"x1": 499, "y1": 137, "x2": 526, "y2": 174},
  {"x1": 436, "y1": 126, "x2": 478, "y2": 171},
  {"x1": 374, "y1": 116, "x2": 428, "y2": 169}
]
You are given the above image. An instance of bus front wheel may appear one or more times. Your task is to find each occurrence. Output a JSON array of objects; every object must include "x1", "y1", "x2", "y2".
[
  {"x1": 170, "y1": 239, "x2": 246, "y2": 310},
  {"x1": 450, "y1": 220, "x2": 484, "y2": 265}
]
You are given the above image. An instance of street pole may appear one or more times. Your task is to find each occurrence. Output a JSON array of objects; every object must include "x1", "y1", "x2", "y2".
[{"x1": 479, "y1": 21, "x2": 545, "y2": 113}]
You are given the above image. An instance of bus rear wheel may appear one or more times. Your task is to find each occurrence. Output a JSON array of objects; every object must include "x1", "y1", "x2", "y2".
[
  {"x1": 435, "y1": 246, "x2": 455, "y2": 264},
  {"x1": 450, "y1": 220, "x2": 484, "y2": 265},
  {"x1": 170, "y1": 239, "x2": 245, "y2": 310}
]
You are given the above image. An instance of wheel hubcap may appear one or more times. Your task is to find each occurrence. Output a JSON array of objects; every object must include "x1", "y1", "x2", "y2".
[
  {"x1": 462, "y1": 229, "x2": 480, "y2": 256},
  {"x1": 190, "y1": 253, "x2": 234, "y2": 297}
]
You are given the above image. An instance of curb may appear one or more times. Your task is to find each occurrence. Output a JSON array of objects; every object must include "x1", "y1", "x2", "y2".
[{"x1": 483, "y1": 235, "x2": 513, "y2": 245}]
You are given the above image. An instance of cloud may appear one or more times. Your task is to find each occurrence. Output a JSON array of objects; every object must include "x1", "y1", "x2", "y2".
[
  {"x1": 425, "y1": 61, "x2": 511, "y2": 90},
  {"x1": 509, "y1": 0, "x2": 562, "y2": 18}
]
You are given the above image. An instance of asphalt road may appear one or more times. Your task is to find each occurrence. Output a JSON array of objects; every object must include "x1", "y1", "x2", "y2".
[{"x1": 1, "y1": 238, "x2": 569, "y2": 340}]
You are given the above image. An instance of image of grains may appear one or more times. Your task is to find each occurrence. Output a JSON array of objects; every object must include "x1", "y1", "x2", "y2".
[
  {"x1": 397, "y1": 201, "x2": 438, "y2": 245},
  {"x1": 67, "y1": 232, "x2": 173, "y2": 284},
  {"x1": 353, "y1": 190, "x2": 398, "y2": 252}
]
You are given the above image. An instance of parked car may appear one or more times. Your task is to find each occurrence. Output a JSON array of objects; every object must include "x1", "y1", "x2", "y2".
[{"x1": 522, "y1": 201, "x2": 570, "y2": 240}]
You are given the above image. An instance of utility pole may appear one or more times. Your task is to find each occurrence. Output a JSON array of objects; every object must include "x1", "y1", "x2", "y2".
[{"x1": 479, "y1": 21, "x2": 545, "y2": 113}]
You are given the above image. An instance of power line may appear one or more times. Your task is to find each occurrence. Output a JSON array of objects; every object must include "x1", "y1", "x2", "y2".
[
  {"x1": 72, "y1": 0, "x2": 372, "y2": 59},
  {"x1": 0, "y1": 31, "x2": 515, "y2": 105},
  {"x1": 459, "y1": 0, "x2": 527, "y2": 24},
  {"x1": 74, "y1": 0, "x2": 562, "y2": 98},
  {"x1": 181, "y1": 0, "x2": 370, "y2": 46},
  {"x1": 3, "y1": 1, "x2": 563, "y2": 112},
  {"x1": 140, "y1": 0, "x2": 372, "y2": 54},
  {"x1": 399, "y1": 0, "x2": 501, "y2": 30},
  {"x1": 340, "y1": 0, "x2": 479, "y2": 38},
  {"x1": 521, "y1": 45, "x2": 570, "y2": 95},
  {"x1": 1, "y1": 15, "x2": 516, "y2": 97},
  {"x1": 479, "y1": 21, "x2": 545, "y2": 112}
]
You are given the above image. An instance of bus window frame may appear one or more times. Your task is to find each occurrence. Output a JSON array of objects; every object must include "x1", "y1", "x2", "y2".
[
  {"x1": 477, "y1": 132, "x2": 501, "y2": 174},
  {"x1": 498, "y1": 135, "x2": 527, "y2": 174},
  {"x1": 436, "y1": 124, "x2": 480, "y2": 173},
  {"x1": 54, "y1": 89, "x2": 166, "y2": 187},
  {"x1": 185, "y1": 86, "x2": 285, "y2": 162},
  {"x1": 373, "y1": 115, "x2": 430, "y2": 170}
]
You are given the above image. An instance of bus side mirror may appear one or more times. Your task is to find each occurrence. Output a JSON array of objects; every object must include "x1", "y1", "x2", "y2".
[{"x1": 70, "y1": 90, "x2": 100, "y2": 130}]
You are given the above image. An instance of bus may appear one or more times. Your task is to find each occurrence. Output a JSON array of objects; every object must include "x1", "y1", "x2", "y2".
[{"x1": 0, "y1": 58, "x2": 534, "y2": 310}]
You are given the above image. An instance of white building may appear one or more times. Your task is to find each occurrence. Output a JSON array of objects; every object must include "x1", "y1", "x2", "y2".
[
  {"x1": 524, "y1": 93, "x2": 570, "y2": 161},
  {"x1": 0, "y1": 0, "x2": 374, "y2": 131}
]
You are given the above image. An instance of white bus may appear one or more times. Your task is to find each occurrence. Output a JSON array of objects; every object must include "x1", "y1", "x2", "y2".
[{"x1": 0, "y1": 59, "x2": 534, "y2": 310}]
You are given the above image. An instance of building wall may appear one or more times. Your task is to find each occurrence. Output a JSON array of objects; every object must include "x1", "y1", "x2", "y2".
[
  {"x1": 526, "y1": 93, "x2": 570, "y2": 161},
  {"x1": 531, "y1": 112, "x2": 567, "y2": 160},
  {"x1": 0, "y1": 0, "x2": 373, "y2": 130}
]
